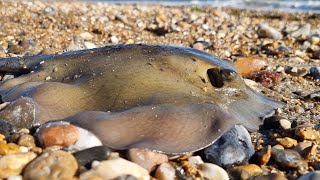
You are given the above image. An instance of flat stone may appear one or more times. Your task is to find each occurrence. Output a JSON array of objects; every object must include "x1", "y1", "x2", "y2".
[
  {"x1": 271, "y1": 149, "x2": 304, "y2": 168},
  {"x1": 198, "y1": 163, "x2": 229, "y2": 180},
  {"x1": 23, "y1": 150, "x2": 78, "y2": 180},
  {"x1": 128, "y1": 148, "x2": 168, "y2": 172},
  {"x1": 79, "y1": 158, "x2": 150, "y2": 180},
  {"x1": 232, "y1": 164, "x2": 262, "y2": 175},
  {"x1": 201, "y1": 125, "x2": 254, "y2": 168},
  {"x1": 0, "y1": 152, "x2": 36, "y2": 179},
  {"x1": 276, "y1": 137, "x2": 298, "y2": 148},
  {"x1": 155, "y1": 162, "x2": 176, "y2": 180},
  {"x1": 188, "y1": 156, "x2": 204, "y2": 166},
  {"x1": 73, "y1": 146, "x2": 112, "y2": 168},
  {"x1": 295, "y1": 127, "x2": 319, "y2": 140}
]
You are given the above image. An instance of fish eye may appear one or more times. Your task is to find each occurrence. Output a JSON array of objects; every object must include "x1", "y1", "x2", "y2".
[{"x1": 207, "y1": 68, "x2": 237, "y2": 88}]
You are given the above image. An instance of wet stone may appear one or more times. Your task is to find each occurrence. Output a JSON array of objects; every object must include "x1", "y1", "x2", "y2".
[
  {"x1": 0, "y1": 120, "x2": 17, "y2": 137},
  {"x1": 23, "y1": 150, "x2": 78, "y2": 180},
  {"x1": 298, "y1": 171, "x2": 320, "y2": 180},
  {"x1": 128, "y1": 148, "x2": 168, "y2": 172},
  {"x1": 73, "y1": 146, "x2": 112, "y2": 168},
  {"x1": 271, "y1": 149, "x2": 303, "y2": 168},
  {"x1": 201, "y1": 125, "x2": 254, "y2": 168}
]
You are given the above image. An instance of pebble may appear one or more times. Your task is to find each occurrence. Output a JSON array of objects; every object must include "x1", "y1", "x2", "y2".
[
  {"x1": 294, "y1": 142, "x2": 312, "y2": 155},
  {"x1": 0, "y1": 120, "x2": 17, "y2": 137},
  {"x1": 18, "y1": 38, "x2": 35, "y2": 49},
  {"x1": 7, "y1": 175, "x2": 23, "y2": 180},
  {"x1": 0, "y1": 152, "x2": 37, "y2": 179},
  {"x1": 262, "y1": 115, "x2": 288, "y2": 130},
  {"x1": 271, "y1": 149, "x2": 304, "y2": 168},
  {"x1": 78, "y1": 32, "x2": 94, "y2": 40},
  {"x1": 313, "y1": 50, "x2": 320, "y2": 59},
  {"x1": 235, "y1": 56, "x2": 266, "y2": 77},
  {"x1": 295, "y1": 127, "x2": 319, "y2": 140},
  {"x1": 298, "y1": 171, "x2": 320, "y2": 180},
  {"x1": 308, "y1": 35, "x2": 320, "y2": 45},
  {"x1": 285, "y1": 66, "x2": 308, "y2": 77},
  {"x1": 188, "y1": 156, "x2": 204, "y2": 165},
  {"x1": 83, "y1": 42, "x2": 96, "y2": 49},
  {"x1": 257, "y1": 23, "x2": 283, "y2": 40},
  {"x1": 110, "y1": 36, "x2": 119, "y2": 44},
  {"x1": 73, "y1": 146, "x2": 112, "y2": 168},
  {"x1": 37, "y1": 123, "x2": 80, "y2": 148},
  {"x1": 7, "y1": 44, "x2": 25, "y2": 54},
  {"x1": 192, "y1": 41, "x2": 210, "y2": 50},
  {"x1": 0, "y1": 97, "x2": 37, "y2": 129},
  {"x1": 79, "y1": 158, "x2": 150, "y2": 180},
  {"x1": 23, "y1": 150, "x2": 78, "y2": 180},
  {"x1": 232, "y1": 164, "x2": 262, "y2": 175},
  {"x1": 276, "y1": 137, "x2": 297, "y2": 148},
  {"x1": 251, "y1": 173, "x2": 288, "y2": 180},
  {"x1": 202, "y1": 125, "x2": 254, "y2": 168},
  {"x1": 198, "y1": 163, "x2": 229, "y2": 180},
  {"x1": 17, "y1": 134, "x2": 36, "y2": 148},
  {"x1": 288, "y1": 57, "x2": 305, "y2": 63},
  {"x1": 310, "y1": 67, "x2": 320, "y2": 80},
  {"x1": 258, "y1": 145, "x2": 271, "y2": 165},
  {"x1": 128, "y1": 148, "x2": 168, "y2": 172},
  {"x1": 0, "y1": 141, "x2": 21, "y2": 155},
  {"x1": 290, "y1": 24, "x2": 311, "y2": 39},
  {"x1": 279, "y1": 119, "x2": 292, "y2": 130},
  {"x1": 2, "y1": 74, "x2": 15, "y2": 81},
  {"x1": 154, "y1": 163, "x2": 176, "y2": 180}
]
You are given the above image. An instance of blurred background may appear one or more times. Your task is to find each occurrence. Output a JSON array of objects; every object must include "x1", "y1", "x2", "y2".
[{"x1": 84, "y1": 0, "x2": 320, "y2": 13}]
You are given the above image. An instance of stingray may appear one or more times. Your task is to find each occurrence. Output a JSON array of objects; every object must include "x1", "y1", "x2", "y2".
[{"x1": 0, "y1": 44, "x2": 284, "y2": 154}]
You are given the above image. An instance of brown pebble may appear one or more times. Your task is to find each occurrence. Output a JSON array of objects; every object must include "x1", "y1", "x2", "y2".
[
  {"x1": 233, "y1": 164, "x2": 262, "y2": 175},
  {"x1": 258, "y1": 145, "x2": 271, "y2": 165},
  {"x1": 276, "y1": 137, "x2": 297, "y2": 148},
  {"x1": 18, "y1": 134, "x2": 36, "y2": 148},
  {"x1": 39, "y1": 124, "x2": 80, "y2": 147},
  {"x1": 235, "y1": 56, "x2": 266, "y2": 77},
  {"x1": 295, "y1": 127, "x2": 319, "y2": 140}
]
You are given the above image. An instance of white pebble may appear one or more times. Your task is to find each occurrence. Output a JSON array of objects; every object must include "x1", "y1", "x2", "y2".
[
  {"x1": 7, "y1": 176, "x2": 23, "y2": 180},
  {"x1": 110, "y1": 36, "x2": 119, "y2": 44}
]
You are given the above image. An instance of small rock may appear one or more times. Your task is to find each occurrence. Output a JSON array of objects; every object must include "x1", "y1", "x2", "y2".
[
  {"x1": 201, "y1": 125, "x2": 254, "y2": 168},
  {"x1": 17, "y1": 134, "x2": 36, "y2": 148},
  {"x1": 235, "y1": 56, "x2": 266, "y2": 77},
  {"x1": 23, "y1": 150, "x2": 78, "y2": 180},
  {"x1": 2, "y1": 74, "x2": 15, "y2": 81},
  {"x1": 66, "y1": 41, "x2": 85, "y2": 51},
  {"x1": 0, "y1": 120, "x2": 17, "y2": 137},
  {"x1": 39, "y1": 48, "x2": 55, "y2": 54},
  {"x1": 37, "y1": 123, "x2": 80, "y2": 148},
  {"x1": 308, "y1": 35, "x2": 320, "y2": 45},
  {"x1": 0, "y1": 141, "x2": 21, "y2": 155},
  {"x1": 258, "y1": 145, "x2": 271, "y2": 165},
  {"x1": 277, "y1": 46, "x2": 292, "y2": 54},
  {"x1": 128, "y1": 148, "x2": 168, "y2": 172},
  {"x1": 279, "y1": 119, "x2": 291, "y2": 130},
  {"x1": 288, "y1": 57, "x2": 305, "y2": 63},
  {"x1": 271, "y1": 149, "x2": 304, "y2": 168},
  {"x1": 0, "y1": 152, "x2": 36, "y2": 179},
  {"x1": 276, "y1": 137, "x2": 297, "y2": 148},
  {"x1": 228, "y1": 167, "x2": 251, "y2": 180},
  {"x1": 290, "y1": 24, "x2": 311, "y2": 39},
  {"x1": 198, "y1": 163, "x2": 229, "y2": 180},
  {"x1": 232, "y1": 164, "x2": 262, "y2": 175},
  {"x1": 18, "y1": 38, "x2": 35, "y2": 49},
  {"x1": 79, "y1": 158, "x2": 150, "y2": 180},
  {"x1": 272, "y1": 144, "x2": 285, "y2": 150},
  {"x1": 7, "y1": 44, "x2": 25, "y2": 54},
  {"x1": 155, "y1": 163, "x2": 176, "y2": 180},
  {"x1": 73, "y1": 146, "x2": 112, "y2": 168},
  {"x1": 7, "y1": 175, "x2": 23, "y2": 180},
  {"x1": 285, "y1": 66, "x2": 308, "y2": 77},
  {"x1": 78, "y1": 32, "x2": 94, "y2": 40},
  {"x1": 257, "y1": 23, "x2": 283, "y2": 40},
  {"x1": 295, "y1": 126, "x2": 319, "y2": 140},
  {"x1": 188, "y1": 156, "x2": 204, "y2": 165},
  {"x1": 110, "y1": 36, "x2": 119, "y2": 44},
  {"x1": 248, "y1": 70, "x2": 282, "y2": 87},
  {"x1": 294, "y1": 142, "x2": 312, "y2": 155},
  {"x1": 298, "y1": 171, "x2": 320, "y2": 180},
  {"x1": 83, "y1": 42, "x2": 96, "y2": 49},
  {"x1": 262, "y1": 115, "x2": 288, "y2": 130},
  {"x1": 310, "y1": 67, "x2": 320, "y2": 80},
  {"x1": 251, "y1": 173, "x2": 288, "y2": 180},
  {"x1": 192, "y1": 41, "x2": 210, "y2": 51}
]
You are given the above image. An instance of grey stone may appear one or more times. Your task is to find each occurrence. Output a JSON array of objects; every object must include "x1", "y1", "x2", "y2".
[
  {"x1": 298, "y1": 171, "x2": 320, "y2": 180},
  {"x1": 73, "y1": 146, "x2": 112, "y2": 168},
  {"x1": 201, "y1": 125, "x2": 254, "y2": 168}
]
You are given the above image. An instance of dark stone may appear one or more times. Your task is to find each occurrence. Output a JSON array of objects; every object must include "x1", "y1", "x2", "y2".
[
  {"x1": 298, "y1": 171, "x2": 320, "y2": 180},
  {"x1": 115, "y1": 175, "x2": 138, "y2": 180},
  {"x1": 310, "y1": 67, "x2": 320, "y2": 80},
  {"x1": 0, "y1": 119, "x2": 17, "y2": 137},
  {"x1": 200, "y1": 125, "x2": 254, "y2": 168},
  {"x1": 262, "y1": 115, "x2": 286, "y2": 130},
  {"x1": 271, "y1": 149, "x2": 303, "y2": 168},
  {"x1": 73, "y1": 146, "x2": 112, "y2": 168}
]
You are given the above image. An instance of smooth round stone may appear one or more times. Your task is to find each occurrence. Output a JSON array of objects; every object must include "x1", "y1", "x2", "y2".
[
  {"x1": 17, "y1": 134, "x2": 36, "y2": 148},
  {"x1": 271, "y1": 149, "x2": 303, "y2": 168},
  {"x1": 155, "y1": 162, "x2": 176, "y2": 180},
  {"x1": 279, "y1": 119, "x2": 291, "y2": 130},
  {"x1": 298, "y1": 171, "x2": 320, "y2": 180},
  {"x1": 0, "y1": 120, "x2": 17, "y2": 137},
  {"x1": 235, "y1": 56, "x2": 266, "y2": 77},
  {"x1": 192, "y1": 41, "x2": 210, "y2": 50},
  {"x1": 262, "y1": 116, "x2": 287, "y2": 130},
  {"x1": 73, "y1": 146, "x2": 112, "y2": 168},
  {"x1": 0, "y1": 152, "x2": 36, "y2": 179},
  {"x1": 128, "y1": 148, "x2": 168, "y2": 172},
  {"x1": 23, "y1": 150, "x2": 78, "y2": 180},
  {"x1": 201, "y1": 125, "x2": 254, "y2": 168},
  {"x1": 232, "y1": 164, "x2": 262, "y2": 175},
  {"x1": 79, "y1": 158, "x2": 150, "y2": 180},
  {"x1": 310, "y1": 67, "x2": 320, "y2": 80},
  {"x1": 198, "y1": 163, "x2": 229, "y2": 180},
  {"x1": 188, "y1": 156, "x2": 204, "y2": 166}
]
